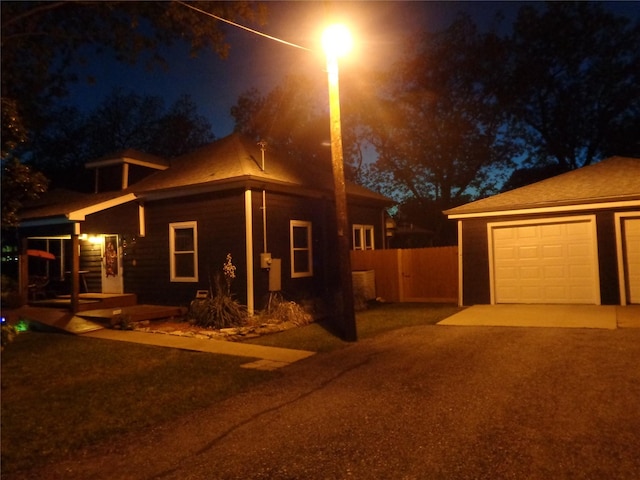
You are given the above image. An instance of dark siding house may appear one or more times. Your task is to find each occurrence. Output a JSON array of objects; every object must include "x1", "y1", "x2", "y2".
[
  {"x1": 18, "y1": 134, "x2": 392, "y2": 313},
  {"x1": 444, "y1": 157, "x2": 640, "y2": 307}
]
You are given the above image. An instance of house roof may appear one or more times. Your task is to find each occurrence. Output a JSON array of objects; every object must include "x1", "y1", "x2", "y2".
[
  {"x1": 19, "y1": 134, "x2": 391, "y2": 225},
  {"x1": 445, "y1": 156, "x2": 640, "y2": 218},
  {"x1": 131, "y1": 133, "x2": 391, "y2": 204}
]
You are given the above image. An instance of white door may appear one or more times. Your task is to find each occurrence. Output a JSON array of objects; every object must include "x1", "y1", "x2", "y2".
[
  {"x1": 623, "y1": 217, "x2": 640, "y2": 304},
  {"x1": 101, "y1": 234, "x2": 123, "y2": 294},
  {"x1": 491, "y1": 219, "x2": 599, "y2": 304}
]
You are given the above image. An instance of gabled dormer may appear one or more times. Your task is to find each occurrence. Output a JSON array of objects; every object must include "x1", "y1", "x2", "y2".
[{"x1": 85, "y1": 149, "x2": 168, "y2": 193}]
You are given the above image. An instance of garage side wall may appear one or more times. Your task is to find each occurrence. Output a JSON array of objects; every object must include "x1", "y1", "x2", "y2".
[
  {"x1": 596, "y1": 211, "x2": 620, "y2": 304},
  {"x1": 461, "y1": 219, "x2": 491, "y2": 305}
]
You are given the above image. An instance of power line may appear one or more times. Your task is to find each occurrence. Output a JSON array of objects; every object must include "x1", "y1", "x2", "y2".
[{"x1": 176, "y1": 1, "x2": 312, "y2": 52}]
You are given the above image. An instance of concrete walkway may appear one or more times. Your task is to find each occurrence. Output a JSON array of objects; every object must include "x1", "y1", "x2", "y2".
[
  {"x1": 2, "y1": 306, "x2": 315, "y2": 370},
  {"x1": 82, "y1": 328, "x2": 315, "y2": 371},
  {"x1": 438, "y1": 304, "x2": 640, "y2": 329}
]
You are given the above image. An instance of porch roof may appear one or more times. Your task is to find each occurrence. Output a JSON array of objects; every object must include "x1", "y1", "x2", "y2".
[{"x1": 19, "y1": 190, "x2": 137, "y2": 226}]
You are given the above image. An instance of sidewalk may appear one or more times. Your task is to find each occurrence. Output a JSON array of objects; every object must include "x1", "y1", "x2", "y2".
[
  {"x1": 3, "y1": 306, "x2": 315, "y2": 371},
  {"x1": 82, "y1": 328, "x2": 315, "y2": 370},
  {"x1": 438, "y1": 304, "x2": 640, "y2": 329}
]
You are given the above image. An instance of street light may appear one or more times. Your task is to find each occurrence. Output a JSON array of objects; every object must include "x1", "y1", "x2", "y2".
[{"x1": 322, "y1": 24, "x2": 357, "y2": 342}]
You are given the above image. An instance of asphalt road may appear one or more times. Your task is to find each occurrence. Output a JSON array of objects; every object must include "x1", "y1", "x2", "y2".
[{"x1": 11, "y1": 324, "x2": 640, "y2": 480}]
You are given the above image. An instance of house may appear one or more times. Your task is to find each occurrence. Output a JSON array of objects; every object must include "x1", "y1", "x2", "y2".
[
  {"x1": 17, "y1": 133, "x2": 393, "y2": 313},
  {"x1": 444, "y1": 156, "x2": 640, "y2": 306}
]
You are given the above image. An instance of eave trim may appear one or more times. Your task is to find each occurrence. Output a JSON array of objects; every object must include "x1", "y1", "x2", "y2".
[
  {"x1": 447, "y1": 199, "x2": 640, "y2": 220},
  {"x1": 67, "y1": 193, "x2": 138, "y2": 221}
]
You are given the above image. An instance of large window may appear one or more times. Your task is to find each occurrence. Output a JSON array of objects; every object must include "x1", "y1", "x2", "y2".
[
  {"x1": 290, "y1": 220, "x2": 313, "y2": 278},
  {"x1": 169, "y1": 221, "x2": 198, "y2": 282},
  {"x1": 353, "y1": 224, "x2": 375, "y2": 250}
]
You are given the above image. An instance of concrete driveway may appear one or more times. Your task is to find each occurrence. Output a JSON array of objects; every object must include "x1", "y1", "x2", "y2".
[
  {"x1": 10, "y1": 318, "x2": 640, "y2": 480},
  {"x1": 438, "y1": 304, "x2": 640, "y2": 329}
]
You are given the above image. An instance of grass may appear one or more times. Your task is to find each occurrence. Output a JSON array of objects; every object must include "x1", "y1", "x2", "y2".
[
  {"x1": 0, "y1": 302, "x2": 460, "y2": 475},
  {"x1": 246, "y1": 302, "x2": 462, "y2": 352},
  {"x1": 1, "y1": 332, "x2": 275, "y2": 474}
]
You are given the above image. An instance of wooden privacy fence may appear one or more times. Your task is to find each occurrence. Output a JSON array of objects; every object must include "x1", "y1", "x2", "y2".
[{"x1": 350, "y1": 246, "x2": 459, "y2": 303}]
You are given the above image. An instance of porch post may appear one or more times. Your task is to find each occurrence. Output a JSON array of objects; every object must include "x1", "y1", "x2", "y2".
[
  {"x1": 18, "y1": 236, "x2": 29, "y2": 305},
  {"x1": 71, "y1": 225, "x2": 81, "y2": 313},
  {"x1": 245, "y1": 189, "x2": 254, "y2": 315}
]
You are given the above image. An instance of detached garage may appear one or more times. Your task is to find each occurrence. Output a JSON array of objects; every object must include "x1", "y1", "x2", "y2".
[{"x1": 445, "y1": 156, "x2": 640, "y2": 306}]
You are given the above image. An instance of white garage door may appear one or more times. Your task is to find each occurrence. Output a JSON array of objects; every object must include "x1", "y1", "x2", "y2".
[
  {"x1": 491, "y1": 219, "x2": 599, "y2": 304},
  {"x1": 623, "y1": 217, "x2": 640, "y2": 304}
]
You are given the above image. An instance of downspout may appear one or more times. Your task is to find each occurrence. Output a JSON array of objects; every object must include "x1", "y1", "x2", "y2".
[
  {"x1": 457, "y1": 220, "x2": 463, "y2": 307},
  {"x1": 381, "y1": 210, "x2": 386, "y2": 249},
  {"x1": 245, "y1": 189, "x2": 254, "y2": 315},
  {"x1": 258, "y1": 140, "x2": 268, "y2": 253}
]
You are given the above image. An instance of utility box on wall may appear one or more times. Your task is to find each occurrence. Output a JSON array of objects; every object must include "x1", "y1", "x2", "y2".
[
  {"x1": 269, "y1": 258, "x2": 281, "y2": 292},
  {"x1": 260, "y1": 252, "x2": 272, "y2": 269}
]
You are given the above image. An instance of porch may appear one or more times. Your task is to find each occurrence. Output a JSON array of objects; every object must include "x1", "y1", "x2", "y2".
[
  {"x1": 29, "y1": 293, "x2": 139, "y2": 312},
  {"x1": 7, "y1": 295, "x2": 186, "y2": 334}
]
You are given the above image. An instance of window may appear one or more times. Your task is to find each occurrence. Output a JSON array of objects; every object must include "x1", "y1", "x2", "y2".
[
  {"x1": 290, "y1": 220, "x2": 313, "y2": 278},
  {"x1": 353, "y1": 224, "x2": 375, "y2": 250},
  {"x1": 169, "y1": 221, "x2": 198, "y2": 282}
]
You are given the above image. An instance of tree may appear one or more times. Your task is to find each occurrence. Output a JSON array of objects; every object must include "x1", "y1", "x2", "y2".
[
  {"x1": 25, "y1": 90, "x2": 215, "y2": 191},
  {"x1": 501, "y1": 2, "x2": 640, "y2": 170},
  {"x1": 231, "y1": 68, "x2": 381, "y2": 184},
  {"x1": 360, "y1": 15, "x2": 517, "y2": 245},
  {"x1": 1, "y1": 1, "x2": 266, "y2": 223},
  {"x1": 1, "y1": 159, "x2": 48, "y2": 229},
  {"x1": 232, "y1": 75, "x2": 332, "y2": 163},
  {"x1": 1, "y1": 1, "x2": 265, "y2": 148}
]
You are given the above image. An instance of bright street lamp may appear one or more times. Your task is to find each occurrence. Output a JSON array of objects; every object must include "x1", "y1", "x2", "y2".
[{"x1": 323, "y1": 24, "x2": 357, "y2": 342}]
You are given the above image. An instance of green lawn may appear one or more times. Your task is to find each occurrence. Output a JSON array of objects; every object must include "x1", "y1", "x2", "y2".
[
  {"x1": 246, "y1": 302, "x2": 461, "y2": 351},
  {"x1": 0, "y1": 303, "x2": 460, "y2": 475}
]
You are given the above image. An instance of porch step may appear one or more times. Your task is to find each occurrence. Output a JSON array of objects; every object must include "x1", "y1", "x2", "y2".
[
  {"x1": 78, "y1": 294, "x2": 137, "y2": 311},
  {"x1": 77, "y1": 305, "x2": 186, "y2": 325}
]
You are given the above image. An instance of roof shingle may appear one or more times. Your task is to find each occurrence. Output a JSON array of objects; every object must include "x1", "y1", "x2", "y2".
[{"x1": 445, "y1": 156, "x2": 640, "y2": 217}]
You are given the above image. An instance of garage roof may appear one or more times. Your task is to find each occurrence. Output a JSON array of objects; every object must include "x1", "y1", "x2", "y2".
[{"x1": 445, "y1": 156, "x2": 640, "y2": 218}]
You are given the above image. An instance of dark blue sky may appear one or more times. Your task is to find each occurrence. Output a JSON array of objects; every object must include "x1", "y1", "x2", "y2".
[{"x1": 64, "y1": 1, "x2": 640, "y2": 138}]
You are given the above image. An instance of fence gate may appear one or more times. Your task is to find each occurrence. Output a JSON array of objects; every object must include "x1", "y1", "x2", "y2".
[{"x1": 399, "y1": 247, "x2": 458, "y2": 302}]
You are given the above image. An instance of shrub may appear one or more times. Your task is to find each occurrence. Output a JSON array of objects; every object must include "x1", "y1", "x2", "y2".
[
  {"x1": 261, "y1": 293, "x2": 313, "y2": 327},
  {"x1": 1, "y1": 318, "x2": 17, "y2": 350},
  {"x1": 188, "y1": 254, "x2": 247, "y2": 329},
  {"x1": 1, "y1": 275, "x2": 22, "y2": 309},
  {"x1": 189, "y1": 294, "x2": 248, "y2": 329}
]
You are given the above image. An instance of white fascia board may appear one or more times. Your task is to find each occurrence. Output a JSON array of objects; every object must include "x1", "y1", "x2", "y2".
[
  {"x1": 86, "y1": 157, "x2": 168, "y2": 170},
  {"x1": 447, "y1": 199, "x2": 640, "y2": 220},
  {"x1": 67, "y1": 193, "x2": 138, "y2": 221}
]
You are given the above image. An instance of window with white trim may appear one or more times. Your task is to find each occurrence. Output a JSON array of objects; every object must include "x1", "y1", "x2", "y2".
[
  {"x1": 169, "y1": 221, "x2": 198, "y2": 282},
  {"x1": 353, "y1": 224, "x2": 375, "y2": 250},
  {"x1": 290, "y1": 220, "x2": 313, "y2": 278}
]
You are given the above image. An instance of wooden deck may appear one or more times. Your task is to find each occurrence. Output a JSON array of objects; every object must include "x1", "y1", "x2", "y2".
[
  {"x1": 77, "y1": 304, "x2": 186, "y2": 324},
  {"x1": 4, "y1": 301, "x2": 187, "y2": 334},
  {"x1": 30, "y1": 293, "x2": 138, "y2": 311},
  {"x1": 23, "y1": 293, "x2": 185, "y2": 332}
]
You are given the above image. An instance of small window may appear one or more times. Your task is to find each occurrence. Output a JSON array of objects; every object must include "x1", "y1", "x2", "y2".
[
  {"x1": 169, "y1": 221, "x2": 198, "y2": 282},
  {"x1": 290, "y1": 220, "x2": 313, "y2": 278},
  {"x1": 353, "y1": 224, "x2": 375, "y2": 250}
]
